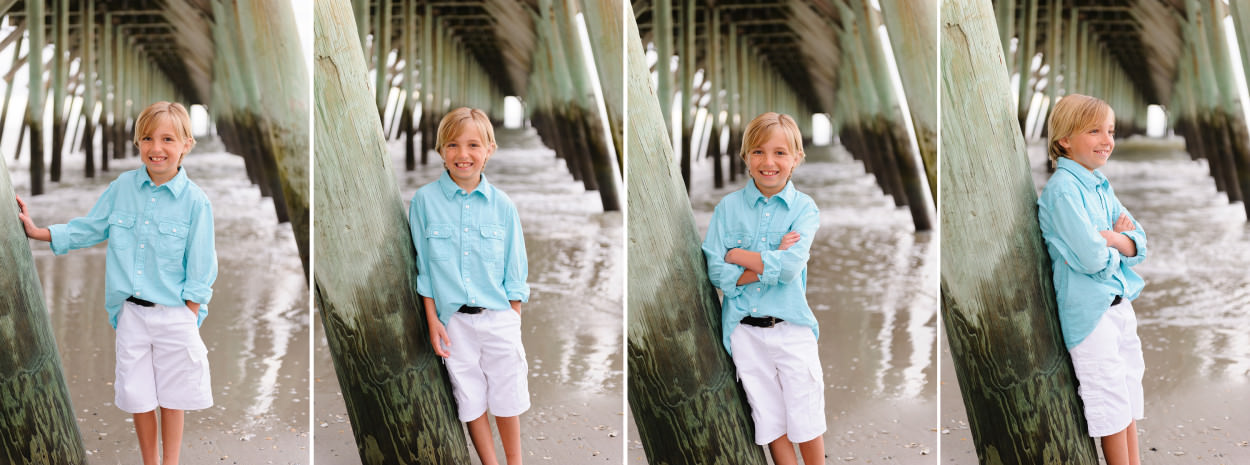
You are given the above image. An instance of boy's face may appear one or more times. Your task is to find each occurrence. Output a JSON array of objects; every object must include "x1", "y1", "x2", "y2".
[
  {"x1": 747, "y1": 129, "x2": 798, "y2": 197},
  {"x1": 1060, "y1": 111, "x2": 1115, "y2": 171},
  {"x1": 440, "y1": 123, "x2": 495, "y2": 189},
  {"x1": 139, "y1": 118, "x2": 191, "y2": 182}
]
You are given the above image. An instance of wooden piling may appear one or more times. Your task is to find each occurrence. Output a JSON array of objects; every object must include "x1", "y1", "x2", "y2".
[
  {"x1": 0, "y1": 158, "x2": 87, "y2": 463},
  {"x1": 50, "y1": 0, "x2": 67, "y2": 182},
  {"x1": 0, "y1": 24, "x2": 23, "y2": 154},
  {"x1": 879, "y1": 0, "x2": 938, "y2": 202},
  {"x1": 82, "y1": 0, "x2": 95, "y2": 178},
  {"x1": 625, "y1": 3, "x2": 765, "y2": 463},
  {"x1": 315, "y1": 1, "x2": 470, "y2": 462},
  {"x1": 941, "y1": 2, "x2": 1099, "y2": 463},
  {"x1": 26, "y1": 0, "x2": 44, "y2": 195}
]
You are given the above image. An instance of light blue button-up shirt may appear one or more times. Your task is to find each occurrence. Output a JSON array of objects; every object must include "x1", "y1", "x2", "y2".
[
  {"x1": 48, "y1": 167, "x2": 217, "y2": 328},
  {"x1": 702, "y1": 180, "x2": 821, "y2": 354},
  {"x1": 409, "y1": 171, "x2": 530, "y2": 326},
  {"x1": 1038, "y1": 157, "x2": 1147, "y2": 349}
]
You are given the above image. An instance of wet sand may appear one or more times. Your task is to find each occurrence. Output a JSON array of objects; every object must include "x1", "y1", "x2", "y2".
[
  {"x1": 9, "y1": 145, "x2": 310, "y2": 464},
  {"x1": 313, "y1": 128, "x2": 625, "y2": 464},
  {"x1": 629, "y1": 143, "x2": 938, "y2": 464},
  {"x1": 941, "y1": 137, "x2": 1250, "y2": 463}
]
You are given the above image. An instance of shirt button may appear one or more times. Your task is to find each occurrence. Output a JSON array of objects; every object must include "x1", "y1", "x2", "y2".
[
  {"x1": 433, "y1": 231, "x2": 439, "y2": 236},
  {"x1": 760, "y1": 238, "x2": 765, "y2": 242},
  {"x1": 135, "y1": 292, "x2": 141, "y2": 297},
  {"x1": 172, "y1": 228, "x2": 177, "y2": 232},
  {"x1": 471, "y1": 299, "x2": 476, "y2": 303},
  {"x1": 140, "y1": 244, "x2": 145, "y2": 249},
  {"x1": 117, "y1": 219, "x2": 123, "y2": 224},
  {"x1": 464, "y1": 228, "x2": 469, "y2": 232},
  {"x1": 464, "y1": 251, "x2": 469, "y2": 256},
  {"x1": 464, "y1": 205, "x2": 470, "y2": 209},
  {"x1": 751, "y1": 308, "x2": 756, "y2": 312},
  {"x1": 737, "y1": 240, "x2": 742, "y2": 244},
  {"x1": 150, "y1": 198, "x2": 155, "y2": 202},
  {"x1": 137, "y1": 270, "x2": 142, "y2": 275},
  {"x1": 765, "y1": 213, "x2": 770, "y2": 217},
  {"x1": 144, "y1": 221, "x2": 149, "y2": 225}
]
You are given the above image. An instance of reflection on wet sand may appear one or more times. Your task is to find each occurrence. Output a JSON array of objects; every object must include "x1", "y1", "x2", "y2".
[
  {"x1": 314, "y1": 128, "x2": 624, "y2": 464},
  {"x1": 942, "y1": 138, "x2": 1250, "y2": 463},
  {"x1": 11, "y1": 148, "x2": 310, "y2": 463},
  {"x1": 628, "y1": 143, "x2": 938, "y2": 464}
]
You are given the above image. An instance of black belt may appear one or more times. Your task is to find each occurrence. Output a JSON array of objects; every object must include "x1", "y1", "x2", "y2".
[
  {"x1": 741, "y1": 315, "x2": 784, "y2": 328},
  {"x1": 1111, "y1": 295, "x2": 1123, "y2": 306},
  {"x1": 458, "y1": 305, "x2": 486, "y2": 314},
  {"x1": 126, "y1": 296, "x2": 156, "y2": 307}
]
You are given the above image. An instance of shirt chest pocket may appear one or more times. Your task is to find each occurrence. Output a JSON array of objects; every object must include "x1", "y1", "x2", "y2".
[
  {"x1": 725, "y1": 231, "x2": 754, "y2": 250},
  {"x1": 424, "y1": 224, "x2": 454, "y2": 261},
  {"x1": 156, "y1": 221, "x2": 190, "y2": 271},
  {"x1": 479, "y1": 224, "x2": 506, "y2": 262},
  {"x1": 107, "y1": 213, "x2": 137, "y2": 249}
]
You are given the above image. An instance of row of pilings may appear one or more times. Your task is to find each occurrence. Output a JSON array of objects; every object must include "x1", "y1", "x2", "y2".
[
  {"x1": 0, "y1": 2, "x2": 308, "y2": 463},
  {"x1": 636, "y1": 0, "x2": 933, "y2": 232},
  {"x1": 1, "y1": 1, "x2": 311, "y2": 252},
  {"x1": 995, "y1": 0, "x2": 1250, "y2": 220},
  {"x1": 356, "y1": 0, "x2": 621, "y2": 212}
]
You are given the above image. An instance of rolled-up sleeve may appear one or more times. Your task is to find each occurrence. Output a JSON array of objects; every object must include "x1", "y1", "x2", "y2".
[
  {"x1": 702, "y1": 204, "x2": 746, "y2": 298},
  {"x1": 49, "y1": 182, "x2": 118, "y2": 255},
  {"x1": 1044, "y1": 192, "x2": 1119, "y2": 279},
  {"x1": 1112, "y1": 199, "x2": 1147, "y2": 267},
  {"x1": 180, "y1": 198, "x2": 217, "y2": 307},
  {"x1": 409, "y1": 196, "x2": 434, "y2": 298},
  {"x1": 502, "y1": 205, "x2": 529, "y2": 302},
  {"x1": 758, "y1": 201, "x2": 820, "y2": 285}
]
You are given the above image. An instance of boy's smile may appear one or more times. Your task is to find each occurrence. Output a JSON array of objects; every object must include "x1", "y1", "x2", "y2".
[
  {"x1": 139, "y1": 118, "x2": 192, "y2": 185},
  {"x1": 441, "y1": 124, "x2": 496, "y2": 191},
  {"x1": 747, "y1": 129, "x2": 798, "y2": 197},
  {"x1": 1060, "y1": 111, "x2": 1116, "y2": 171}
]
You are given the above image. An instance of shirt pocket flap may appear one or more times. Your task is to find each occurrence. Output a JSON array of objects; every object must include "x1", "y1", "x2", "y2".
[
  {"x1": 480, "y1": 224, "x2": 506, "y2": 240},
  {"x1": 158, "y1": 220, "x2": 190, "y2": 238},
  {"x1": 725, "y1": 232, "x2": 752, "y2": 247},
  {"x1": 108, "y1": 212, "x2": 136, "y2": 228},
  {"x1": 426, "y1": 223, "x2": 454, "y2": 239}
]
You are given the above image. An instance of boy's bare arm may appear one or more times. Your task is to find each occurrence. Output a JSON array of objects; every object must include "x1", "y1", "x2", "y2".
[
  {"x1": 423, "y1": 296, "x2": 451, "y2": 357},
  {"x1": 729, "y1": 232, "x2": 800, "y2": 283},
  {"x1": 725, "y1": 248, "x2": 764, "y2": 274},
  {"x1": 736, "y1": 270, "x2": 760, "y2": 285},
  {"x1": 16, "y1": 196, "x2": 52, "y2": 242},
  {"x1": 1099, "y1": 213, "x2": 1137, "y2": 257}
]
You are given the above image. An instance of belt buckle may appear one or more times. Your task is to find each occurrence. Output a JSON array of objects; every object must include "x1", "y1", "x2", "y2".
[{"x1": 763, "y1": 316, "x2": 778, "y2": 328}]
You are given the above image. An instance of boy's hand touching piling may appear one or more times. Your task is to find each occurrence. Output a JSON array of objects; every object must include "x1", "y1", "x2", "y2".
[
  {"x1": 15, "y1": 196, "x2": 51, "y2": 242},
  {"x1": 423, "y1": 296, "x2": 451, "y2": 357}
]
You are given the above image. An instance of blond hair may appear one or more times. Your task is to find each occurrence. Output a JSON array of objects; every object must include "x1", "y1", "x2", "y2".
[
  {"x1": 436, "y1": 107, "x2": 496, "y2": 155},
  {"x1": 1047, "y1": 94, "x2": 1113, "y2": 168},
  {"x1": 133, "y1": 102, "x2": 196, "y2": 165},
  {"x1": 739, "y1": 112, "x2": 805, "y2": 165}
]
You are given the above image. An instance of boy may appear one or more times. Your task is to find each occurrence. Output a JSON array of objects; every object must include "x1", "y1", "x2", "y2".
[
  {"x1": 1038, "y1": 94, "x2": 1147, "y2": 465},
  {"x1": 409, "y1": 107, "x2": 530, "y2": 465},
  {"x1": 702, "y1": 112, "x2": 825, "y2": 465},
  {"x1": 17, "y1": 101, "x2": 216, "y2": 465}
]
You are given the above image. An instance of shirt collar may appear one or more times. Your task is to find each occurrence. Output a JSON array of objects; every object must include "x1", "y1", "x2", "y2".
[
  {"x1": 437, "y1": 170, "x2": 493, "y2": 200},
  {"x1": 1056, "y1": 157, "x2": 1108, "y2": 189},
  {"x1": 136, "y1": 166, "x2": 189, "y2": 198},
  {"x1": 745, "y1": 179, "x2": 796, "y2": 206}
]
